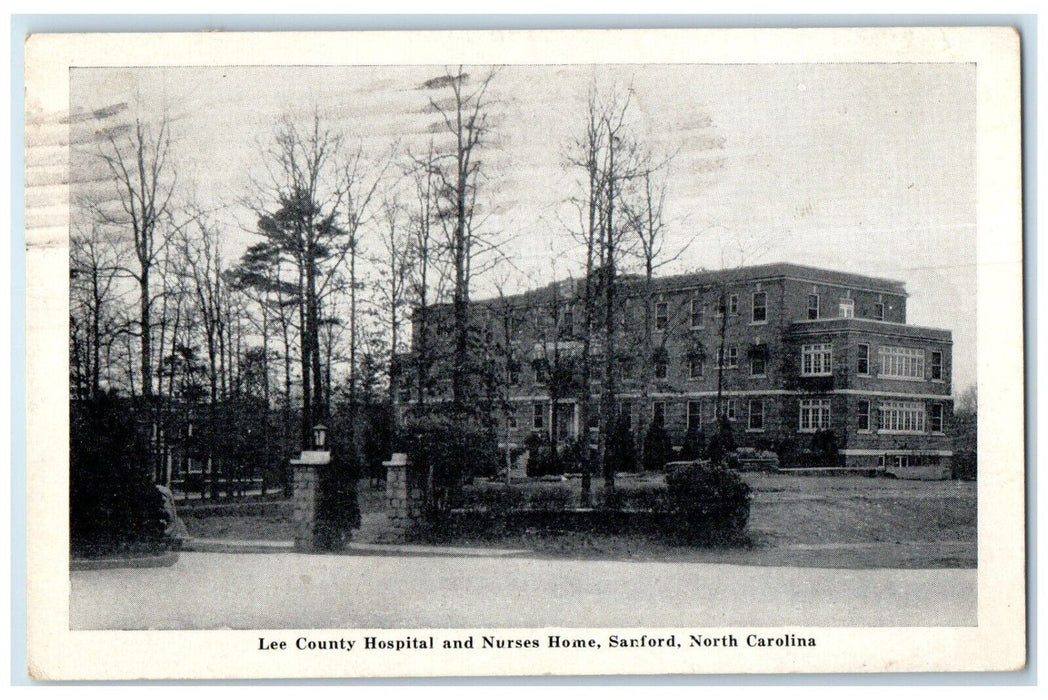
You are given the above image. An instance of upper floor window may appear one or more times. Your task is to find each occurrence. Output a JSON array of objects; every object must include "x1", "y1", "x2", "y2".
[
  {"x1": 560, "y1": 310, "x2": 574, "y2": 335},
  {"x1": 508, "y1": 361, "x2": 521, "y2": 386},
  {"x1": 930, "y1": 403, "x2": 945, "y2": 433},
  {"x1": 688, "y1": 357, "x2": 704, "y2": 379},
  {"x1": 717, "y1": 346, "x2": 739, "y2": 369},
  {"x1": 930, "y1": 350, "x2": 944, "y2": 381},
  {"x1": 654, "y1": 354, "x2": 668, "y2": 380},
  {"x1": 878, "y1": 400, "x2": 925, "y2": 433},
  {"x1": 801, "y1": 343, "x2": 833, "y2": 376},
  {"x1": 873, "y1": 302, "x2": 885, "y2": 321},
  {"x1": 799, "y1": 398, "x2": 831, "y2": 432},
  {"x1": 748, "y1": 399, "x2": 765, "y2": 431},
  {"x1": 839, "y1": 298, "x2": 855, "y2": 318},
  {"x1": 533, "y1": 403, "x2": 546, "y2": 431},
  {"x1": 807, "y1": 294, "x2": 820, "y2": 320},
  {"x1": 655, "y1": 302, "x2": 668, "y2": 331},
  {"x1": 690, "y1": 299, "x2": 705, "y2": 329},
  {"x1": 879, "y1": 346, "x2": 925, "y2": 380},
  {"x1": 750, "y1": 354, "x2": 767, "y2": 377},
  {"x1": 752, "y1": 292, "x2": 767, "y2": 323},
  {"x1": 857, "y1": 343, "x2": 870, "y2": 375},
  {"x1": 687, "y1": 400, "x2": 702, "y2": 430},
  {"x1": 717, "y1": 293, "x2": 739, "y2": 316}
]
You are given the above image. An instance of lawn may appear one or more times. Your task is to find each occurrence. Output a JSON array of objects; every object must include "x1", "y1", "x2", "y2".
[{"x1": 181, "y1": 472, "x2": 976, "y2": 569}]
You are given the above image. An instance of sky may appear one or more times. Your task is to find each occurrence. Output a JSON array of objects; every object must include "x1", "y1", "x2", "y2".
[{"x1": 69, "y1": 62, "x2": 976, "y2": 394}]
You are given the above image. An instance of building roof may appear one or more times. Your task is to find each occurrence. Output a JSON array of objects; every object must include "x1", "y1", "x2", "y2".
[{"x1": 645, "y1": 262, "x2": 908, "y2": 296}]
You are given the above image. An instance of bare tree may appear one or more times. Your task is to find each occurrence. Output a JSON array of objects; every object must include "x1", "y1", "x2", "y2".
[{"x1": 420, "y1": 66, "x2": 500, "y2": 412}]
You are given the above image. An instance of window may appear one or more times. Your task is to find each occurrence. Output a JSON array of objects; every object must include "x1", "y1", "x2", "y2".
[
  {"x1": 857, "y1": 399, "x2": 871, "y2": 431},
  {"x1": 687, "y1": 401, "x2": 702, "y2": 430},
  {"x1": 878, "y1": 346, "x2": 926, "y2": 380},
  {"x1": 839, "y1": 298, "x2": 854, "y2": 318},
  {"x1": 873, "y1": 302, "x2": 885, "y2": 320},
  {"x1": 618, "y1": 401, "x2": 633, "y2": 431},
  {"x1": 652, "y1": 401, "x2": 666, "y2": 426},
  {"x1": 690, "y1": 299, "x2": 705, "y2": 329},
  {"x1": 725, "y1": 399, "x2": 737, "y2": 421},
  {"x1": 560, "y1": 310, "x2": 574, "y2": 335},
  {"x1": 718, "y1": 346, "x2": 739, "y2": 369},
  {"x1": 534, "y1": 360, "x2": 549, "y2": 384},
  {"x1": 717, "y1": 293, "x2": 739, "y2": 316},
  {"x1": 801, "y1": 343, "x2": 833, "y2": 376},
  {"x1": 748, "y1": 399, "x2": 765, "y2": 431},
  {"x1": 799, "y1": 399, "x2": 831, "y2": 432},
  {"x1": 750, "y1": 353, "x2": 767, "y2": 377},
  {"x1": 655, "y1": 302, "x2": 668, "y2": 331},
  {"x1": 508, "y1": 361, "x2": 521, "y2": 386},
  {"x1": 930, "y1": 351, "x2": 943, "y2": 381},
  {"x1": 930, "y1": 403, "x2": 945, "y2": 433},
  {"x1": 807, "y1": 294, "x2": 820, "y2": 320},
  {"x1": 533, "y1": 403, "x2": 546, "y2": 431},
  {"x1": 878, "y1": 400, "x2": 926, "y2": 433},
  {"x1": 857, "y1": 344, "x2": 870, "y2": 375},
  {"x1": 752, "y1": 292, "x2": 767, "y2": 323},
  {"x1": 688, "y1": 357, "x2": 704, "y2": 379},
  {"x1": 507, "y1": 414, "x2": 518, "y2": 430},
  {"x1": 654, "y1": 355, "x2": 668, "y2": 379}
]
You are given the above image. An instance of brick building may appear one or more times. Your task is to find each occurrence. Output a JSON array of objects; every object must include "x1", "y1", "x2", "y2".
[{"x1": 403, "y1": 263, "x2": 955, "y2": 477}]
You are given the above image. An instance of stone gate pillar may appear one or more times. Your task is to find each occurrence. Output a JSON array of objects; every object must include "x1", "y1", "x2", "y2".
[
  {"x1": 290, "y1": 449, "x2": 330, "y2": 552},
  {"x1": 384, "y1": 453, "x2": 424, "y2": 535}
]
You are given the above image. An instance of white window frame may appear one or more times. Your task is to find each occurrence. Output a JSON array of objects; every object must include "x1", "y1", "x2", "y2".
[
  {"x1": 532, "y1": 402, "x2": 546, "y2": 431},
  {"x1": 877, "y1": 400, "x2": 926, "y2": 434},
  {"x1": 930, "y1": 350, "x2": 944, "y2": 381},
  {"x1": 798, "y1": 398, "x2": 831, "y2": 433},
  {"x1": 873, "y1": 301, "x2": 885, "y2": 320},
  {"x1": 687, "y1": 400, "x2": 702, "y2": 431},
  {"x1": 930, "y1": 403, "x2": 945, "y2": 434},
  {"x1": 729, "y1": 294, "x2": 739, "y2": 315},
  {"x1": 878, "y1": 346, "x2": 926, "y2": 381},
  {"x1": 807, "y1": 294, "x2": 820, "y2": 320},
  {"x1": 839, "y1": 298, "x2": 855, "y2": 318},
  {"x1": 752, "y1": 291, "x2": 767, "y2": 324},
  {"x1": 747, "y1": 399, "x2": 765, "y2": 432},
  {"x1": 655, "y1": 301, "x2": 668, "y2": 331},
  {"x1": 718, "y1": 346, "x2": 739, "y2": 369},
  {"x1": 857, "y1": 399, "x2": 871, "y2": 432},
  {"x1": 690, "y1": 299, "x2": 705, "y2": 329},
  {"x1": 801, "y1": 343, "x2": 833, "y2": 376},
  {"x1": 750, "y1": 353, "x2": 767, "y2": 377}
]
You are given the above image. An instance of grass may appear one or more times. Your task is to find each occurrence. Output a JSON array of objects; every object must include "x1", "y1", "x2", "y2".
[{"x1": 181, "y1": 472, "x2": 976, "y2": 568}]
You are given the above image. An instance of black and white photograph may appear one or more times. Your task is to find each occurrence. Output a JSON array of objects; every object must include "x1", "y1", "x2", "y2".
[{"x1": 23, "y1": 27, "x2": 1024, "y2": 679}]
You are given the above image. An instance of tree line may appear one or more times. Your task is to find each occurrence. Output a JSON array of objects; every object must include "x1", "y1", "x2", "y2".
[{"x1": 69, "y1": 68, "x2": 727, "y2": 499}]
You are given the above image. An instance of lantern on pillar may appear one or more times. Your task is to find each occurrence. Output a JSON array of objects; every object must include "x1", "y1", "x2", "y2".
[{"x1": 313, "y1": 424, "x2": 328, "y2": 450}]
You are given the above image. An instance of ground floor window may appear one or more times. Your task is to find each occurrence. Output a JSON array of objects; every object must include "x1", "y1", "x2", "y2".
[
  {"x1": 748, "y1": 399, "x2": 764, "y2": 431},
  {"x1": 687, "y1": 400, "x2": 702, "y2": 430},
  {"x1": 878, "y1": 454, "x2": 942, "y2": 468},
  {"x1": 799, "y1": 398, "x2": 831, "y2": 432},
  {"x1": 725, "y1": 399, "x2": 737, "y2": 421},
  {"x1": 878, "y1": 400, "x2": 925, "y2": 433},
  {"x1": 652, "y1": 400, "x2": 666, "y2": 426}
]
